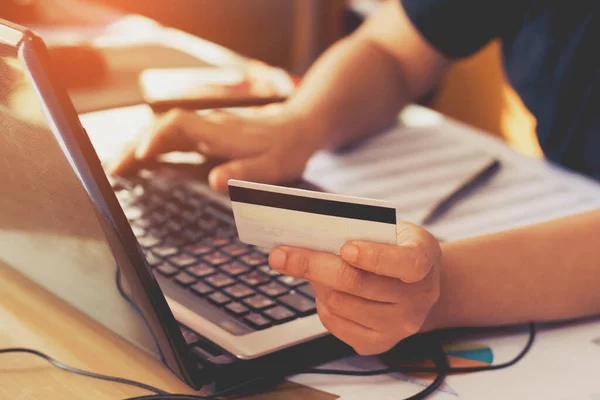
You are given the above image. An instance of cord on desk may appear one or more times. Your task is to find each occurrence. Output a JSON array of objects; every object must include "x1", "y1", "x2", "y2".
[
  {"x1": 0, "y1": 347, "x2": 168, "y2": 395},
  {"x1": 0, "y1": 323, "x2": 536, "y2": 400},
  {"x1": 124, "y1": 339, "x2": 451, "y2": 400},
  {"x1": 305, "y1": 322, "x2": 536, "y2": 376}
]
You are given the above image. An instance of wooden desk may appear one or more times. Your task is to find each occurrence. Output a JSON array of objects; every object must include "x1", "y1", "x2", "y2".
[{"x1": 0, "y1": 264, "x2": 335, "y2": 400}]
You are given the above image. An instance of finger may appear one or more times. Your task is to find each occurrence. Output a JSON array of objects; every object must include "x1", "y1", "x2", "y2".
[
  {"x1": 269, "y1": 247, "x2": 403, "y2": 302},
  {"x1": 312, "y1": 283, "x2": 396, "y2": 331},
  {"x1": 135, "y1": 110, "x2": 202, "y2": 161},
  {"x1": 107, "y1": 114, "x2": 195, "y2": 176},
  {"x1": 340, "y1": 223, "x2": 440, "y2": 283},
  {"x1": 209, "y1": 152, "x2": 303, "y2": 192},
  {"x1": 315, "y1": 299, "x2": 394, "y2": 355},
  {"x1": 138, "y1": 109, "x2": 267, "y2": 161},
  {"x1": 107, "y1": 138, "x2": 139, "y2": 176}
]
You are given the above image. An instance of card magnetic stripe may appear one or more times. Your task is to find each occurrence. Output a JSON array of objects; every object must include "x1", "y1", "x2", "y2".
[{"x1": 229, "y1": 185, "x2": 396, "y2": 225}]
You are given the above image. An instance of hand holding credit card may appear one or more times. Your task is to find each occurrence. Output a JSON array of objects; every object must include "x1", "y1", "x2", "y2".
[{"x1": 228, "y1": 180, "x2": 398, "y2": 254}]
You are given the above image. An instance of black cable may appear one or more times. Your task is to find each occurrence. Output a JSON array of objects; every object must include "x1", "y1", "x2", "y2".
[
  {"x1": 124, "y1": 377, "x2": 265, "y2": 400},
  {"x1": 0, "y1": 323, "x2": 535, "y2": 400},
  {"x1": 0, "y1": 348, "x2": 168, "y2": 395},
  {"x1": 303, "y1": 322, "x2": 535, "y2": 376},
  {"x1": 126, "y1": 396, "x2": 213, "y2": 400},
  {"x1": 115, "y1": 265, "x2": 167, "y2": 364},
  {"x1": 405, "y1": 340, "x2": 450, "y2": 400}
]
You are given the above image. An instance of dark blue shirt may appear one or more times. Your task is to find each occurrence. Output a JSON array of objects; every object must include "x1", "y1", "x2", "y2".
[{"x1": 402, "y1": 0, "x2": 600, "y2": 180}]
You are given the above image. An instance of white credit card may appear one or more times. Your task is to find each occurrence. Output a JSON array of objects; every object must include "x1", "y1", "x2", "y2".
[{"x1": 228, "y1": 180, "x2": 398, "y2": 255}]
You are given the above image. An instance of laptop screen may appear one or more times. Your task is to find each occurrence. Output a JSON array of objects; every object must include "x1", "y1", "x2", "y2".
[{"x1": 0, "y1": 26, "x2": 166, "y2": 364}]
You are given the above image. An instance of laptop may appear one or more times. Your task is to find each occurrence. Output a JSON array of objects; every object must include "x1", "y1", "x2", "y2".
[{"x1": 0, "y1": 20, "x2": 351, "y2": 393}]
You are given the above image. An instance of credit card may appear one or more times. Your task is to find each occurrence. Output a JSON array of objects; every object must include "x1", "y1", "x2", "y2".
[{"x1": 228, "y1": 180, "x2": 397, "y2": 255}]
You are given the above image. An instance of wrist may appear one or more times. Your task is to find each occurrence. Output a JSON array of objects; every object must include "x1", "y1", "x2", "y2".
[
  {"x1": 282, "y1": 100, "x2": 338, "y2": 152},
  {"x1": 420, "y1": 242, "x2": 455, "y2": 333}
]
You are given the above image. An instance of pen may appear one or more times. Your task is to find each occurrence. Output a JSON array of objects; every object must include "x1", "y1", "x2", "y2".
[{"x1": 421, "y1": 157, "x2": 501, "y2": 225}]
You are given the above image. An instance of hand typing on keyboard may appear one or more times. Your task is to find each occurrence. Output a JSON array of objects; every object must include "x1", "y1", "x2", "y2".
[
  {"x1": 108, "y1": 107, "x2": 322, "y2": 192},
  {"x1": 268, "y1": 222, "x2": 441, "y2": 356}
]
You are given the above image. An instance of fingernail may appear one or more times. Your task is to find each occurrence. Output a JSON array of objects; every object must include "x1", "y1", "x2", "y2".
[
  {"x1": 269, "y1": 248, "x2": 287, "y2": 271},
  {"x1": 209, "y1": 169, "x2": 226, "y2": 190},
  {"x1": 341, "y1": 244, "x2": 359, "y2": 262},
  {"x1": 134, "y1": 144, "x2": 147, "y2": 159},
  {"x1": 208, "y1": 169, "x2": 219, "y2": 188}
]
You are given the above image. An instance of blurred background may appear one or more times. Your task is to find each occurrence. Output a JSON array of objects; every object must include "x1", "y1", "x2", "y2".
[{"x1": 2, "y1": 0, "x2": 542, "y2": 157}]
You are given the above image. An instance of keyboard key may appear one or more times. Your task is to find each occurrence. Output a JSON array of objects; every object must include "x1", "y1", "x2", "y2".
[
  {"x1": 156, "y1": 262, "x2": 179, "y2": 277},
  {"x1": 204, "y1": 237, "x2": 230, "y2": 247},
  {"x1": 258, "y1": 265, "x2": 280, "y2": 277},
  {"x1": 255, "y1": 247, "x2": 270, "y2": 256},
  {"x1": 258, "y1": 282, "x2": 288, "y2": 298},
  {"x1": 180, "y1": 325, "x2": 200, "y2": 345},
  {"x1": 240, "y1": 253, "x2": 267, "y2": 267},
  {"x1": 164, "y1": 202, "x2": 181, "y2": 215},
  {"x1": 297, "y1": 283, "x2": 315, "y2": 299},
  {"x1": 221, "y1": 243, "x2": 250, "y2": 257},
  {"x1": 186, "y1": 196, "x2": 204, "y2": 210},
  {"x1": 144, "y1": 251, "x2": 162, "y2": 267},
  {"x1": 138, "y1": 235, "x2": 161, "y2": 248},
  {"x1": 168, "y1": 253, "x2": 198, "y2": 268},
  {"x1": 244, "y1": 313, "x2": 272, "y2": 330},
  {"x1": 205, "y1": 273, "x2": 235, "y2": 288},
  {"x1": 152, "y1": 245, "x2": 178, "y2": 258},
  {"x1": 243, "y1": 294, "x2": 275, "y2": 311},
  {"x1": 148, "y1": 194, "x2": 165, "y2": 208},
  {"x1": 109, "y1": 176, "x2": 131, "y2": 191},
  {"x1": 150, "y1": 211, "x2": 169, "y2": 225},
  {"x1": 224, "y1": 284, "x2": 255, "y2": 299},
  {"x1": 131, "y1": 226, "x2": 146, "y2": 237},
  {"x1": 190, "y1": 281, "x2": 214, "y2": 296},
  {"x1": 278, "y1": 293, "x2": 316, "y2": 315},
  {"x1": 239, "y1": 271, "x2": 270, "y2": 287},
  {"x1": 207, "y1": 291, "x2": 231, "y2": 306},
  {"x1": 182, "y1": 229, "x2": 204, "y2": 242},
  {"x1": 203, "y1": 251, "x2": 231, "y2": 266},
  {"x1": 181, "y1": 209, "x2": 199, "y2": 223},
  {"x1": 174, "y1": 272, "x2": 197, "y2": 286},
  {"x1": 186, "y1": 263, "x2": 216, "y2": 278},
  {"x1": 133, "y1": 217, "x2": 153, "y2": 229},
  {"x1": 277, "y1": 275, "x2": 307, "y2": 288},
  {"x1": 263, "y1": 306, "x2": 296, "y2": 324},
  {"x1": 199, "y1": 218, "x2": 219, "y2": 231},
  {"x1": 124, "y1": 206, "x2": 144, "y2": 220},
  {"x1": 149, "y1": 226, "x2": 170, "y2": 238},
  {"x1": 165, "y1": 220, "x2": 185, "y2": 233},
  {"x1": 215, "y1": 226, "x2": 237, "y2": 237},
  {"x1": 164, "y1": 235, "x2": 188, "y2": 247},
  {"x1": 219, "y1": 261, "x2": 250, "y2": 276},
  {"x1": 225, "y1": 302, "x2": 250, "y2": 317},
  {"x1": 205, "y1": 204, "x2": 235, "y2": 224},
  {"x1": 171, "y1": 188, "x2": 188, "y2": 202},
  {"x1": 184, "y1": 243, "x2": 213, "y2": 256}
]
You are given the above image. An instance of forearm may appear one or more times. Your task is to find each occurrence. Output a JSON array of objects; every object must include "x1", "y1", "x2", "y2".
[
  {"x1": 286, "y1": 0, "x2": 448, "y2": 150},
  {"x1": 287, "y1": 36, "x2": 410, "y2": 149},
  {"x1": 425, "y1": 209, "x2": 600, "y2": 330}
]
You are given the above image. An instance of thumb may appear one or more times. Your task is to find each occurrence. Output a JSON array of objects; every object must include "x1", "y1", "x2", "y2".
[{"x1": 208, "y1": 153, "x2": 304, "y2": 192}]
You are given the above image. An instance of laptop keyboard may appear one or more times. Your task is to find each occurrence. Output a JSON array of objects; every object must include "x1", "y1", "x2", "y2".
[{"x1": 110, "y1": 170, "x2": 316, "y2": 333}]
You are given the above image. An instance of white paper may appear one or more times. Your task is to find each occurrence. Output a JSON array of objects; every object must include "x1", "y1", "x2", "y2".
[
  {"x1": 446, "y1": 318, "x2": 600, "y2": 400},
  {"x1": 304, "y1": 106, "x2": 600, "y2": 241}
]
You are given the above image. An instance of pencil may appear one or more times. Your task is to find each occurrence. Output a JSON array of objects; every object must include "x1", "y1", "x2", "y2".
[{"x1": 421, "y1": 158, "x2": 501, "y2": 225}]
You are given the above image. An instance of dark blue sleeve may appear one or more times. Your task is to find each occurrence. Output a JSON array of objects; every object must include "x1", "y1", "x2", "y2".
[{"x1": 401, "y1": 0, "x2": 527, "y2": 58}]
